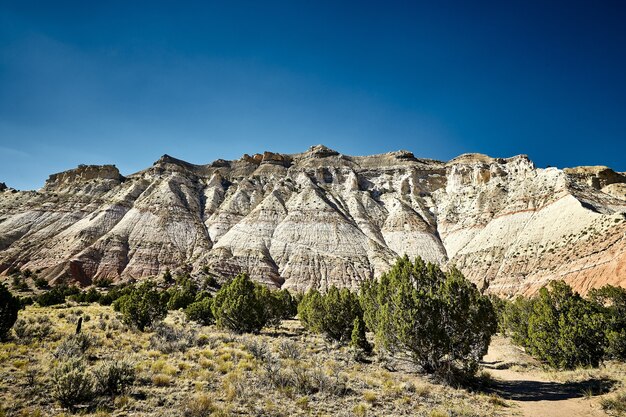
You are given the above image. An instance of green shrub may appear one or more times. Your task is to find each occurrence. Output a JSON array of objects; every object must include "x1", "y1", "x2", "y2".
[
  {"x1": 51, "y1": 357, "x2": 95, "y2": 410},
  {"x1": 505, "y1": 281, "x2": 608, "y2": 369},
  {"x1": 203, "y1": 274, "x2": 220, "y2": 289},
  {"x1": 162, "y1": 268, "x2": 174, "y2": 286},
  {"x1": 93, "y1": 277, "x2": 113, "y2": 288},
  {"x1": 167, "y1": 276, "x2": 198, "y2": 310},
  {"x1": 116, "y1": 281, "x2": 167, "y2": 331},
  {"x1": 37, "y1": 285, "x2": 80, "y2": 306},
  {"x1": 0, "y1": 283, "x2": 19, "y2": 340},
  {"x1": 98, "y1": 283, "x2": 132, "y2": 306},
  {"x1": 93, "y1": 359, "x2": 136, "y2": 396},
  {"x1": 18, "y1": 296, "x2": 34, "y2": 308},
  {"x1": 351, "y1": 316, "x2": 371, "y2": 355},
  {"x1": 70, "y1": 288, "x2": 101, "y2": 304},
  {"x1": 501, "y1": 296, "x2": 535, "y2": 346},
  {"x1": 37, "y1": 287, "x2": 66, "y2": 306},
  {"x1": 360, "y1": 257, "x2": 497, "y2": 382},
  {"x1": 34, "y1": 277, "x2": 50, "y2": 289},
  {"x1": 211, "y1": 273, "x2": 267, "y2": 333},
  {"x1": 185, "y1": 297, "x2": 214, "y2": 325},
  {"x1": 12, "y1": 275, "x2": 29, "y2": 291},
  {"x1": 589, "y1": 285, "x2": 626, "y2": 361},
  {"x1": 298, "y1": 286, "x2": 363, "y2": 342},
  {"x1": 260, "y1": 288, "x2": 297, "y2": 330},
  {"x1": 524, "y1": 281, "x2": 606, "y2": 369}
]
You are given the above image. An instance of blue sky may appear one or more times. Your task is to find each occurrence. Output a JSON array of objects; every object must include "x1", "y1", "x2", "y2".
[{"x1": 1, "y1": 1, "x2": 625, "y2": 190}]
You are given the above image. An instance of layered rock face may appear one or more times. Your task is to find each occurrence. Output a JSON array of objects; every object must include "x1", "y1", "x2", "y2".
[{"x1": 0, "y1": 145, "x2": 625, "y2": 295}]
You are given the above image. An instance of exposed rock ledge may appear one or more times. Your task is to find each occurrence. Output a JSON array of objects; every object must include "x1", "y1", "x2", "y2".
[{"x1": 0, "y1": 145, "x2": 624, "y2": 296}]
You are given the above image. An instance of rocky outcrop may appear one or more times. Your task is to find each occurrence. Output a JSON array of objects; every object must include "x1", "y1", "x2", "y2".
[{"x1": 0, "y1": 145, "x2": 624, "y2": 295}]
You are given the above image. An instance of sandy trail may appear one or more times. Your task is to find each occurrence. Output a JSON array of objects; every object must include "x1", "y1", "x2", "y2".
[{"x1": 482, "y1": 337, "x2": 610, "y2": 417}]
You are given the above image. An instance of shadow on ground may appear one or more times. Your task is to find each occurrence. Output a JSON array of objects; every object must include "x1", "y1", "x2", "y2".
[{"x1": 487, "y1": 377, "x2": 616, "y2": 402}]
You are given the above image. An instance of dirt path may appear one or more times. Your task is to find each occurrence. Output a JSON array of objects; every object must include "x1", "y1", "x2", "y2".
[{"x1": 483, "y1": 337, "x2": 610, "y2": 417}]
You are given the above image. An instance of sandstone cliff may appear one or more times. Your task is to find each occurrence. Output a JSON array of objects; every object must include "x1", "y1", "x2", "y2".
[{"x1": 1, "y1": 145, "x2": 624, "y2": 295}]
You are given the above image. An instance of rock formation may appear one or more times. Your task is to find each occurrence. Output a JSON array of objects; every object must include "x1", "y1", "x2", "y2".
[{"x1": 0, "y1": 145, "x2": 624, "y2": 295}]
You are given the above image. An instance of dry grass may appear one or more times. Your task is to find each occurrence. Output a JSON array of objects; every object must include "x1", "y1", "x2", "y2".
[{"x1": 0, "y1": 303, "x2": 510, "y2": 417}]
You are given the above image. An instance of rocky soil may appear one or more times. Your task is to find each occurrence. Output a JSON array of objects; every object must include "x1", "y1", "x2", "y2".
[{"x1": 1, "y1": 145, "x2": 625, "y2": 295}]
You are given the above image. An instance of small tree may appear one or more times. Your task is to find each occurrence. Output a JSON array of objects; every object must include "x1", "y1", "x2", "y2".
[
  {"x1": 162, "y1": 268, "x2": 174, "y2": 286},
  {"x1": 0, "y1": 283, "x2": 19, "y2": 340},
  {"x1": 298, "y1": 286, "x2": 362, "y2": 342},
  {"x1": 167, "y1": 275, "x2": 197, "y2": 310},
  {"x1": 525, "y1": 281, "x2": 606, "y2": 369},
  {"x1": 264, "y1": 288, "x2": 297, "y2": 330},
  {"x1": 589, "y1": 285, "x2": 626, "y2": 361},
  {"x1": 34, "y1": 276, "x2": 50, "y2": 289},
  {"x1": 185, "y1": 296, "x2": 214, "y2": 325},
  {"x1": 501, "y1": 296, "x2": 535, "y2": 346},
  {"x1": 211, "y1": 273, "x2": 267, "y2": 333},
  {"x1": 360, "y1": 257, "x2": 497, "y2": 382},
  {"x1": 117, "y1": 281, "x2": 167, "y2": 331},
  {"x1": 351, "y1": 316, "x2": 371, "y2": 355}
]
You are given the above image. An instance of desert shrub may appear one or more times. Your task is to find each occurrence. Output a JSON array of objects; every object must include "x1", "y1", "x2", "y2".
[
  {"x1": 278, "y1": 339, "x2": 301, "y2": 360},
  {"x1": 38, "y1": 288, "x2": 66, "y2": 306},
  {"x1": 0, "y1": 283, "x2": 19, "y2": 340},
  {"x1": 98, "y1": 283, "x2": 132, "y2": 306},
  {"x1": 13, "y1": 316, "x2": 54, "y2": 342},
  {"x1": 211, "y1": 273, "x2": 267, "y2": 333},
  {"x1": 525, "y1": 281, "x2": 606, "y2": 369},
  {"x1": 93, "y1": 359, "x2": 136, "y2": 396},
  {"x1": 601, "y1": 391, "x2": 626, "y2": 414},
  {"x1": 298, "y1": 286, "x2": 362, "y2": 342},
  {"x1": 185, "y1": 297, "x2": 214, "y2": 325},
  {"x1": 162, "y1": 268, "x2": 174, "y2": 286},
  {"x1": 34, "y1": 277, "x2": 50, "y2": 289},
  {"x1": 184, "y1": 393, "x2": 217, "y2": 417},
  {"x1": 261, "y1": 356, "x2": 347, "y2": 396},
  {"x1": 93, "y1": 278, "x2": 113, "y2": 288},
  {"x1": 589, "y1": 285, "x2": 626, "y2": 361},
  {"x1": 488, "y1": 294, "x2": 508, "y2": 332},
  {"x1": 360, "y1": 256, "x2": 497, "y2": 382},
  {"x1": 18, "y1": 296, "x2": 34, "y2": 308},
  {"x1": 70, "y1": 288, "x2": 101, "y2": 304},
  {"x1": 37, "y1": 285, "x2": 79, "y2": 307},
  {"x1": 54, "y1": 333, "x2": 93, "y2": 359},
  {"x1": 241, "y1": 337, "x2": 270, "y2": 361},
  {"x1": 116, "y1": 281, "x2": 167, "y2": 331},
  {"x1": 203, "y1": 274, "x2": 220, "y2": 289},
  {"x1": 12, "y1": 276, "x2": 29, "y2": 291},
  {"x1": 150, "y1": 322, "x2": 197, "y2": 353},
  {"x1": 51, "y1": 357, "x2": 95, "y2": 410}
]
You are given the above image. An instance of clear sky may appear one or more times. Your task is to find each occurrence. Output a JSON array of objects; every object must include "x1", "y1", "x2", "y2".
[{"x1": 1, "y1": 1, "x2": 625, "y2": 190}]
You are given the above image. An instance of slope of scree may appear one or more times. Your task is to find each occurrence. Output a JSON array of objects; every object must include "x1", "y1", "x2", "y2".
[{"x1": 0, "y1": 145, "x2": 625, "y2": 295}]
